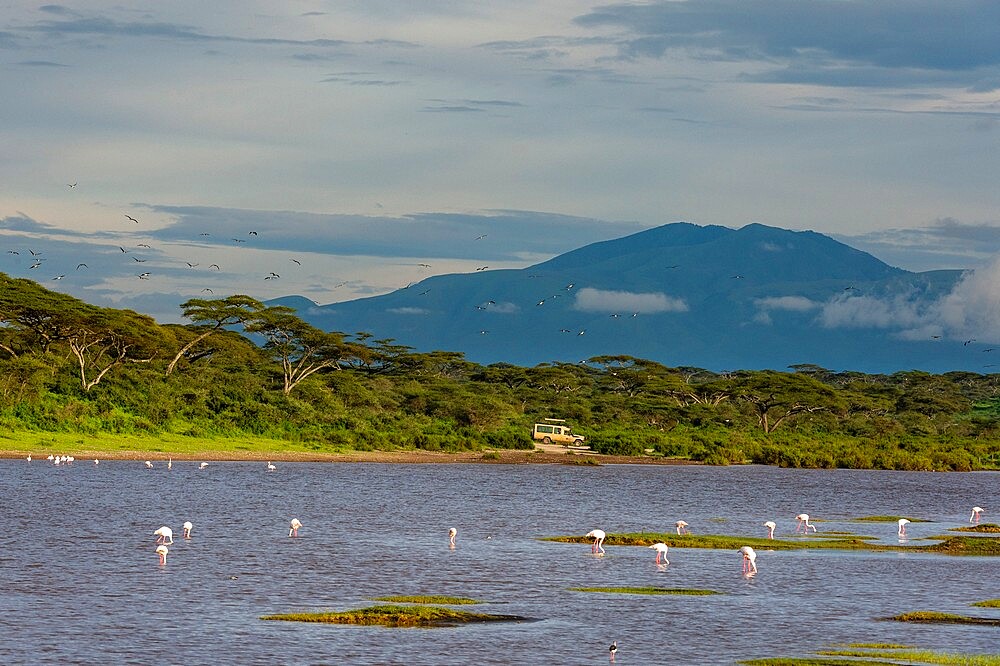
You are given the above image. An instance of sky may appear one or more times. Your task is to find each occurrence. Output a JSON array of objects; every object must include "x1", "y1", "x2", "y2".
[{"x1": 2, "y1": 0, "x2": 1000, "y2": 324}]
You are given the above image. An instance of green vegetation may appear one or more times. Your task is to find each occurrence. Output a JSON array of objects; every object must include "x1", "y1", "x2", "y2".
[
  {"x1": 742, "y1": 645, "x2": 1000, "y2": 666},
  {"x1": 370, "y1": 595, "x2": 480, "y2": 605},
  {"x1": 2, "y1": 275, "x2": 999, "y2": 469},
  {"x1": 972, "y1": 600, "x2": 1000, "y2": 608},
  {"x1": 951, "y1": 524, "x2": 1000, "y2": 533},
  {"x1": 853, "y1": 515, "x2": 930, "y2": 523},
  {"x1": 261, "y1": 604, "x2": 526, "y2": 627},
  {"x1": 545, "y1": 533, "x2": 1000, "y2": 556},
  {"x1": 569, "y1": 586, "x2": 719, "y2": 596},
  {"x1": 888, "y1": 611, "x2": 1000, "y2": 626}
]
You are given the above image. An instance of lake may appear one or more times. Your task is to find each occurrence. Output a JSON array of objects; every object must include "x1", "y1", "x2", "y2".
[{"x1": 1, "y1": 460, "x2": 997, "y2": 664}]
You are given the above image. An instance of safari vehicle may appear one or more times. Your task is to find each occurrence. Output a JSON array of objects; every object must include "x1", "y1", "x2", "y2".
[{"x1": 532, "y1": 419, "x2": 586, "y2": 446}]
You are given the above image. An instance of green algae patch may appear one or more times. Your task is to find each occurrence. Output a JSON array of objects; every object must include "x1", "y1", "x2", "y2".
[
  {"x1": 853, "y1": 515, "x2": 930, "y2": 523},
  {"x1": 370, "y1": 595, "x2": 481, "y2": 605},
  {"x1": 842, "y1": 643, "x2": 912, "y2": 649},
  {"x1": 740, "y1": 659, "x2": 902, "y2": 666},
  {"x1": 950, "y1": 523, "x2": 1000, "y2": 533},
  {"x1": 888, "y1": 611, "x2": 1000, "y2": 627},
  {"x1": 569, "y1": 586, "x2": 720, "y2": 596},
  {"x1": 261, "y1": 604, "x2": 528, "y2": 627},
  {"x1": 917, "y1": 536, "x2": 1000, "y2": 556},
  {"x1": 818, "y1": 649, "x2": 1000, "y2": 665},
  {"x1": 972, "y1": 599, "x2": 1000, "y2": 608}
]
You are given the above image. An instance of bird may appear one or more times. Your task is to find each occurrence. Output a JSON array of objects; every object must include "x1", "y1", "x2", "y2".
[
  {"x1": 964, "y1": 339, "x2": 976, "y2": 346},
  {"x1": 675, "y1": 520, "x2": 690, "y2": 535},
  {"x1": 199, "y1": 462, "x2": 208, "y2": 469},
  {"x1": 971, "y1": 506, "x2": 984, "y2": 524},
  {"x1": 795, "y1": 513, "x2": 817, "y2": 533},
  {"x1": 232, "y1": 238, "x2": 246, "y2": 243},
  {"x1": 289, "y1": 518, "x2": 303, "y2": 537},
  {"x1": 609, "y1": 641, "x2": 617, "y2": 662},
  {"x1": 67, "y1": 182, "x2": 77, "y2": 188},
  {"x1": 6, "y1": 250, "x2": 18, "y2": 255},
  {"x1": 763, "y1": 521, "x2": 776, "y2": 539},
  {"x1": 137, "y1": 243, "x2": 150, "y2": 248},
  {"x1": 209, "y1": 264, "x2": 220, "y2": 270},
  {"x1": 138, "y1": 273, "x2": 150, "y2": 279},
  {"x1": 417, "y1": 263, "x2": 432, "y2": 268},
  {"x1": 52, "y1": 275, "x2": 65, "y2": 280},
  {"x1": 154, "y1": 526, "x2": 174, "y2": 545},
  {"x1": 897, "y1": 518, "x2": 910, "y2": 537},
  {"x1": 586, "y1": 529, "x2": 606, "y2": 554},
  {"x1": 26, "y1": 455, "x2": 31, "y2": 462},
  {"x1": 182, "y1": 521, "x2": 193, "y2": 539},
  {"x1": 156, "y1": 544, "x2": 169, "y2": 565},
  {"x1": 76, "y1": 263, "x2": 87, "y2": 270},
  {"x1": 739, "y1": 546, "x2": 757, "y2": 574},
  {"x1": 133, "y1": 257, "x2": 146, "y2": 262},
  {"x1": 475, "y1": 266, "x2": 488, "y2": 271},
  {"x1": 449, "y1": 527, "x2": 457, "y2": 547},
  {"x1": 730, "y1": 274, "x2": 743, "y2": 279},
  {"x1": 649, "y1": 542, "x2": 669, "y2": 564},
  {"x1": 94, "y1": 459, "x2": 98, "y2": 465},
  {"x1": 290, "y1": 258, "x2": 301, "y2": 265},
  {"x1": 125, "y1": 214, "x2": 139, "y2": 223},
  {"x1": 145, "y1": 460, "x2": 153, "y2": 468},
  {"x1": 167, "y1": 458, "x2": 172, "y2": 470},
  {"x1": 475, "y1": 234, "x2": 487, "y2": 240},
  {"x1": 186, "y1": 262, "x2": 199, "y2": 268},
  {"x1": 201, "y1": 288, "x2": 213, "y2": 294},
  {"x1": 267, "y1": 461, "x2": 276, "y2": 471},
  {"x1": 536, "y1": 299, "x2": 545, "y2": 306},
  {"x1": 119, "y1": 246, "x2": 128, "y2": 253},
  {"x1": 248, "y1": 231, "x2": 258, "y2": 236}
]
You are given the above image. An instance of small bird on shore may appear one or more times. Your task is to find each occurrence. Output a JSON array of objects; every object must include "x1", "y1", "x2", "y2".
[{"x1": 586, "y1": 529, "x2": 606, "y2": 554}]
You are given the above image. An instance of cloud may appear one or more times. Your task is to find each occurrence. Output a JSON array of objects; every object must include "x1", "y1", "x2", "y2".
[
  {"x1": 573, "y1": 288, "x2": 688, "y2": 314},
  {"x1": 839, "y1": 218, "x2": 1000, "y2": 271},
  {"x1": 755, "y1": 296, "x2": 819, "y2": 312},
  {"x1": 387, "y1": 306, "x2": 429, "y2": 315},
  {"x1": 935, "y1": 257, "x2": 1000, "y2": 340},
  {"x1": 818, "y1": 293, "x2": 928, "y2": 330}
]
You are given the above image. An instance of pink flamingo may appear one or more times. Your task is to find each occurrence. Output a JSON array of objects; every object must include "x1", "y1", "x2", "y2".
[
  {"x1": 182, "y1": 521, "x2": 193, "y2": 539},
  {"x1": 675, "y1": 520, "x2": 690, "y2": 535},
  {"x1": 154, "y1": 526, "x2": 173, "y2": 544},
  {"x1": 156, "y1": 544, "x2": 169, "y2": 565},
  {"x1": 897, "y1": 518, "x2": 910, "y2": 537},
  {"x1": 289, "y1": 518, "x2": 302, "y2": 537},
  {"x1": 739, "y1": 546, "x2": 757, "y2": 574},
  {"x1": 609, "y1": 641, "x2": 617, "y2": 662},
  {"x1": 795, "y1": 513, "x2": 817, "y2": 533},
  {"x1": 586, "y1": 529, "x2": 606, "y2": 554},
  {"x1": 448, "y1": 527, "x2": 457, "y2": 547},
  {"x1": 971, "y1": 507, "x2": 984, "y2": 524},
  {"x1": 763, "y1": 521, "x2": 776, "y2": 539},
  {"x1": 648, "y1": 542, "x2": 669, "y2": 564}
]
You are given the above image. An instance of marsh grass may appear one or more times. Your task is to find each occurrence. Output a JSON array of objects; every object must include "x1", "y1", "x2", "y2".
[
  {"x1": 569, "y1": 586, "x2": 720, "y2": 596},
  {"x1": 888, "y1": 611, "x2": 1000, "y2": 626},
  {"x1": 370, "y1": 595, "x2": 480, "y2": 605},
  {"x1": 544, "y1": 533, "x2": 1000, "y2": 556},
  {"x1": 853, "y1": 515, "x2": 930, "y2": 523},
  {"x1": 261, "y1": 605, "x2": 526, "y2": 627},
  {"x1": 972, "y1": 600, "x2": 1000, "y2": 608},
  {"x1": 817, "y1": 649, "x2": 1000, "y2": 665},
  {"x1": 951, "y1": 524, "x2": 1000, "y2": 533}
]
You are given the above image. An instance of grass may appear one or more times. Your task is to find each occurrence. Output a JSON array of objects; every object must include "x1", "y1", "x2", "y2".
[
  {"x1": 370, "y1": 595, "x2": 481, "y2": 605},
  {"x1": 569, "y1": 586, "x2": 720, "y2": 596},
  {"x1": 740, "y1": 659, "x2": 903, "y2": 665},
  {"x1": 972, "y1": 599, "x2": 1000, "y2": 608},
  {"x1": 261, "y1": 605, "x2": 527, "y2": 627},
  {"x1": 742, "y1": 645, "x2": 1000, "y2": 666},
  {"x1": 950, "y1": 524, "x2": 1000, "y2": 533},
  {"x1": 544, "y1": 532, "x2": 1000, "y2": 556},
  {"x1": 852, "y1": 515, "x2": 931, "y2": 523},
  {"x1": 888, "y1": 611, "x2": 1000, "y2": 627}
]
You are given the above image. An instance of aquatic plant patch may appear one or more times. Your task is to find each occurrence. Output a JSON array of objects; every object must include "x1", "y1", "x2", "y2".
[
  {"x1": 950, "y1": 523, "x2": 1000, "y2": 533},
  {"x1": 569, "y1": 586, "x2": 720, "y2": 596},
  {"x1": 817, "y1": 648, "x2": 1000, "y2": 665},
  {"x1": 852, "y1": 515, "x2": 930, "y2": 523},
  {"x1": 261, "y1": 605, "x2": 528, "y2": 627},
  {"x1": 887, "y1": 611, "x2": 1000, "y2": 627},
  {"x1": 972, "y1": 600, "x2": 1000, "y2": 608},
  {"x1": 370, "y1": 595, "x2": 481, "y2": 605}
]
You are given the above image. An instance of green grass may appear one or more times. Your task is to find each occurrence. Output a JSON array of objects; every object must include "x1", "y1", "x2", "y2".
[
  {"x1": 842, "y1": 643, "x2": 912, "y2": 649},
  {"x1": 853, "y1": 515, "x2": 930, "y2": 523},
  {"x1": 740, "y1": 659, "x2": 903, "y2": 665},
  {"x1": 544, "y1": 532, "x2": 1000, "y2": 556},
  {"x1": 818, "y1": 649, "x2": 1000, "y2": 665},
  {"x1": 888, "y1": 611, "x2": 1000, "y2": 626},
  {"x1": 261, "y1": 605, "x2": 526, "y2": 627},
  {"x1": 972, "y1": 599, "x2": 1000, "y2": 608},
  {"x1": 950, "y1": 524, "x2": 1000, "y2": 533},
  {"x1": 370, "y1": 595, "x2": 481, "y2": 605},
  {"x1": 569, "y1": 586, "x2": 720, "y2": 596}
]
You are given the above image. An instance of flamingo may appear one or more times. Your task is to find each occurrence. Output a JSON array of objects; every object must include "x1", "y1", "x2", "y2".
[
  {"x1": 199, "y1": 462, "x2": 208, "y2": 469},
  {"x1": 763, "y1": 521, "x2": 776, "y2": 539},
  {"x1": 267, "y1": 462, "x2": 276, "y2": 471},
  {"x1": 182, "y1": 521, "x2": 193, "y2": 539},
  {"x1": 675, "y1": 520, "x2": 690, "y2": 535},
  {"x1": 145, "y1": 460, "x2": 153, "y2": 469},
  {"x1": 609, "y1": 641, "x2": 617, "y2": 662},
  {"x1": 896, "y1": 518, "x2": 911, "y2": 537},
  {"x1": 289, "y1": 518, "x2": 302, "y2": 537},
  {"x1": 26, "y1": 455, "x2": 31, "y2": 462},
  {"x1": 167, "y1": 458, "x2": 172, "y2": 470},
  {"x1": 94, "y1": 459, "x2": 99, "y2": 465},
  {"x1": 739, "y1": 546, "x2": 757, "y2": 574},
  {"x1": 156, "y1": 544, "x2": 168, "y2": 565},
  {"x1": 649, "y1": 542, "x2": 669, "y2": 564},
  {"x1": 795, "y1": 513, "x2": 817, "y2": 533},
  {"x1": 47, "y1": 454, "x2": 54, "y2": 461},
  {"x1": 154, "y1": 526, "x2": 174, "y2": 545},
  {"x1": 586, "y1": 529, "x2": 606, "y2": 554},
  {"x1": 448, "y1": 527, "x2": 457, "y2": 547},
  {"x1": 971, "y1": 506, "x2": 984, "y2": 524}
]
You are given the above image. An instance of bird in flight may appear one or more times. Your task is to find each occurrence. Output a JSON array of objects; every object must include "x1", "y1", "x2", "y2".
[
  {"x1": 133, "y1": 257, "x2": 146, "y2": 263},
  {"x1": 29, "y1": 263, "x2": 41, "y2": 270},
  {"x1": 536, "y1": 299, "x2": 545, "y2": 306},
  {"x1": 52, "y1": 275, "x2": 65, "y2": 280},
  {"x1": 119, "y1": 247, "x2": 128, "y2": 253},
  {"x1": 7, "y1": 250, "x2": 18, "y2": 255},
  {"x1": 199, "y1": 232, "x2": 210, "y2": 236},
  {"x1": 201, "y1": 288, "x2": 213, "y2": 294},
  {"x1": 475, "y1": 234, "x2": 487, "y2": 240},
  {"x1": 29, "y1": 249, "x2": 41, "y2": 256},
  {"x1": 475, "y1": 266, "x2": 488, "y2": 271},
  {"x1": 232, "y1": 238, "x2": 246, "y2": 243},
  {"x1": 964, "y1": 339, "x2": 976, "y2": 346},
  {"x1": 138, "y1": 272, "x2": 150, "y2": 279},
  {"x1": 418, "y1": 263, "x2": 432, "y2": 268},
  {"x1": 186, "y1": 262, "x2": 199, "y2": 268},
  {"x1": 419, "y1": 289, "x2": 431, "y2": 295},
  {"x1": 67, "y1": 182, "x2": 77, "y2": 188},
  {"x1": 209, "y1": 264, "x2": 220, "y2": 270},
  {"x1": 731, "y1": 274, "x2": 744, "y2": 279},
  {"x1": 125, "y1": 214, "x2": 139, "y2": 223},
  {"x1": 931, "y1": 335, "x2": 942, "y2": 339},
  {"x1": 137, "y1": 243, "x2": 150, "y2": 249},
  {"x1": 76, "y1": 263, "x2": 87, "y2": 270},
  {"x1": 290, "y1": 258, "x2": 301, "y2": 265},
  {"x1": 248, "y1": 231, "x2": 258, "y2": 236}
]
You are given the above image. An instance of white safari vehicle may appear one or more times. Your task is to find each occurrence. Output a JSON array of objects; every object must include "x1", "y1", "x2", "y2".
[{"x1": 532, "y1": 418, "x2": 586, "y2": 446}]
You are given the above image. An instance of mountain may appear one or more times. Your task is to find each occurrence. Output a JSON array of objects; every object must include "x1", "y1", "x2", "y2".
[{"x1": 276, "y1": 223, "x2": 975, "y2": 373}]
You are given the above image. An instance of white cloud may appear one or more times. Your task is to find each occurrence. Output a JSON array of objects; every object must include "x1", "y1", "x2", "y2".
[
  {"x1": 935, "y1": 257, "x2": 1000, "y2": 340},
  {"x1": 755, "y1": 295, "x2": 819, "y2": 312},
  {"x1": 386, "y1": 307, "x2": 429, "y2": 315},
  {"x1": 573, "y1": 287, "x2": 687, "y2": 314},
  {"x1": 818, "y1": 293, "x2": 927, "y2": 329}
]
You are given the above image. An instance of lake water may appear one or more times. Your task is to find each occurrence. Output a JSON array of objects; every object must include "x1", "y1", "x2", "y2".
[{"x1": 1, "y1": 461, "x2": 997, "y2": 665}]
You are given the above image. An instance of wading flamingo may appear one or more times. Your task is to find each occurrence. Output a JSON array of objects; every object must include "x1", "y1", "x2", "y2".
[
  {"x1": 795, "y1": 514, "x2": 817, "y2": 533},
  {"x1": 739, "y1": 545, "x2": 757, "y2": 574},
  {"x1": 971, "y1": 506, "x2": 984, "y2": 523},
  {"x1": 167, "y1": 458, "x2": 172, "y2": 470},
  {"x1": 448, "y1": 527, "x2": 457, "y2": 547},
  {"x1": 154, "y1": 526, "x2": 173, "y2": 545},
  {"x1": 897, "y1": 518, "x2": 910, "y2": 537},
  {"x1": 675, "y1": 520, "x2": 690, "y2": 535},
  {"x1": 586, "y1": 529, "x2": 606, "y2": 554},
  {"x1": 649, "y1": 542, "x2": 669, "y2": 564},
  {"x1": 26, "y1": 455, "x2": 31, "y2": 462},
  {"x1": 609, "y1": 641, "x2": 617, "y2": 662},
  {"x1": 145, "y1": 460, "x2": 153, "y2": 469},
  {"x1": 267, "y1": 462, "x2": 276, "y2": 471},
  {"x1": 763, "y1": 521, "x2": 776, "y2": 539},
  {"x1": 289, "y1": 518, "x2": 302, "y2": 537},
  {"x1": 199, "y1": 462, "x2": 208, "y2": 469},
  {"x1": 182, "y1": 521, "x2": 193, "y2": 539},
  {"x1": 156, "y1": 544, "x2": 168, "y2": 565}
]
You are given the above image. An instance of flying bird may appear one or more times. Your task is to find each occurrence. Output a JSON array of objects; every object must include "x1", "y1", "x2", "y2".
[
  {"x1": 67, "y1": 182, "x2": 77, "y2": 188},
  {"x1": 202, "y1": 288, "x2": 213, "y2": 294},
  {"x1": 418, "y1": 263, "x2": 432, "y2": 268},
  {"x1": 125, "y1": 214, "x2": 139, "y2": 223},
  {"x1": 137, "y1": 243, "x2": 150, "y2": 248},
  {"x1": 186, "y1": 262, "x2": 199, "y2": 268},
  {"x1": 476, "y1": 266, "x2": 488, "y2": 271},
  {"x1": 133, "y1": 257, "x2": 146, "y2": 262},
  {"x1": 585, "y1": 529, "x2": 606, "y2": 554},
  {"x1": 965, "y1": 339, "x2": 977, "y2": 346},
  {"x1": 475, "y1": 234, "x2": 487, "y2": 240},
  {"x1": 232, "y1": 238, "x2": 245, "y2": 243},
  {"x1": 29, "y1": 249, "x2": 41, "y2": 256},
  {"x1": 7, "y1": 250, "x2": 18, "y2": 255},
  {"x1": 248, "y1": 231, "x2": 258, "y2": 236},
  {"x1": 52, "y1": 275, "x2": 65, "y2": 280},
  {"x1": 119, "y1": 247, "x2": 128, "y2": 253},
  {"x1": 138, "y1": 273, "x2": 150, "y2": 279},
  {"x1": 209, "y1": 264, "x2": 220, "y2": 270},
  {"x1": 290, "y1": 259, "x2": 301, "y2": 265}
]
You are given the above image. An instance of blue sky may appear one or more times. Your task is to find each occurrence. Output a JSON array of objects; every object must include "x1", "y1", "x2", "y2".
[{"x1": 2, "y1": 1, "x2": 999, "y2": 322}]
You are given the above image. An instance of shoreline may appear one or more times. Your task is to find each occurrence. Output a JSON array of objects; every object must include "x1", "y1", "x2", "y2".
[{"x1": 1, "y1": 448, "x2": 696, "y2": 466}]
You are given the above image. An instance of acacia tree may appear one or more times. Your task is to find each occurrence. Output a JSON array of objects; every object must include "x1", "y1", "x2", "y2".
[
  {"x1": 245, "y1": 307, "x2": 351, "y2": 395},
  {"x1": 65, "y1": 307, "x2": 162, "y2": 392},
  {"x1": 0, "y1": 274, "x2": 88, "y2": 354},
  {"x1": 165, "y1": 295, "x2": 267, "y2": 376},
  {"x1": 733, "y1": 370, "x2": 844, "y2": 434}
]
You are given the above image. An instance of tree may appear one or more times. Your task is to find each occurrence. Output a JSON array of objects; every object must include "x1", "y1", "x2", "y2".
[
  {"x1": 733, "y1": 370, "x2": 844, "y2": 434},
  {"x1": 165, "y1": 295, "x2": 267, "y2": 376},
  {"x1": 244, "y1": 307, "x2": 349, "y2": 394},
  {"x1": 65, "y1": 307, "x2": 162, "y2": 392}
]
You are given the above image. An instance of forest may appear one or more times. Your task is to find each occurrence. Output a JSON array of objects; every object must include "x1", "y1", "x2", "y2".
[{"x1": 1, "y1": 273, "x2": 998, "y2": 471}]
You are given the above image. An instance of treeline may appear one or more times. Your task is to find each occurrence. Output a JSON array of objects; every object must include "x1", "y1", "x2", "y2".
[{"x1": 1, "y1": 273, "x2": 998, "y2": 471}]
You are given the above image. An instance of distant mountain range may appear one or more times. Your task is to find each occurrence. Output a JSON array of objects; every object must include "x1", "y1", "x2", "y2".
[{"x1": 272, "y1": 222, "x2": 989, "y2": 373}]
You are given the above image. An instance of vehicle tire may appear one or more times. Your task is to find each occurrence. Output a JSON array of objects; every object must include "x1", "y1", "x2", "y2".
[
  {"x1": 542, "y1": 437, "x2": 552, "y2": 445},
  {"x1": 573, "y1": 439, "x2": 584, "y2": 446}
]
